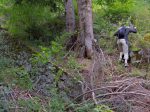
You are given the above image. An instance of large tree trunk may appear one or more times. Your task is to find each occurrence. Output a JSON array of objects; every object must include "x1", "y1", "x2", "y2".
[
  {"x1": 77, "y1": 0, "x2": 94, "y2": 59},
  {"x1": 65, "y1": 0, "x2": 75, "y2": 33}
]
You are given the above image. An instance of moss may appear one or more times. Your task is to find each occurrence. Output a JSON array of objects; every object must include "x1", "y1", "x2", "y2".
[{"x1": 144, "y1": 33, "x2": 150, "y2": 42}]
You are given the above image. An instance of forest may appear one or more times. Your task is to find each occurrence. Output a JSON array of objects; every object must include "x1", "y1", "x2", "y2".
[{"x1": 0, "y1": 0, "x2": 150, "y2": 112}]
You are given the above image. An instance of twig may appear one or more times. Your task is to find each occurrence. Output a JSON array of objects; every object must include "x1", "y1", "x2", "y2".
[
  {"x1": 105, "y1": 78, "x2": 138, "y2": 84},
  {"x1": 78, "y1": 80, "x2": 86, "y2": 101},
  {"x1": 120, "y1": 82, "x2": 139, "y2": 92},
  {"x1": 33, "y1": 76, "x2": 42, "y2": 89},
  {"x1": 92, "y1": 92, "x2": 97, "y2": 105},
  {"x1": 119, "y1": 96, "x2": 132, "y2": 112},
  {"x1": 9, "y1": 107, "x2": 24, "y2": 109},
  {"x1": 96, "y1": 91, "x2": 150, "y2": 98},
  {"x1": 127, "y1": 100, "x2": 150, "y2": 107},
  {"x1": 96, "y1": 97, "x2": 119, "y2": 105},
  {"x1": 116, "y1": 83, "x2": 126, "y2": 92},
  {"x1": 63, "y1": 40, "x2": 78, "y2": 58},
  {"x1": 90, "y1": 58, "x2": 97, "y2": 104},
  {"x1": 97, "y1": 96, "x2": 132, "y2": 112},
  {"x1": 73, "y1": 86, "x2": 118, "y2": 101}
]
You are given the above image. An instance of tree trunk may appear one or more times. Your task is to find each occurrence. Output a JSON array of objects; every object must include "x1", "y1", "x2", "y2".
[
  {"x1": 77, "y1": 0, "x2": 94, "y2": 59},
  {"x1": 65, "y1": 0, "x2": 75, "y2": 33}
]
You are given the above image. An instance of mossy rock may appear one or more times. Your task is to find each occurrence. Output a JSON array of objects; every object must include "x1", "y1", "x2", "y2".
[
  {"x1": 144, "y1": 33, "x2": 150, "y2": 42},
  {"x1": 137, "y1": 33, "x2": 150, "y2": 49}
]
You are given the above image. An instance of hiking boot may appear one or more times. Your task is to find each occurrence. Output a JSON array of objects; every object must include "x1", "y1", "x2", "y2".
[{"x1": 124, "y1": 63, "x2": 129, "y2": 67}]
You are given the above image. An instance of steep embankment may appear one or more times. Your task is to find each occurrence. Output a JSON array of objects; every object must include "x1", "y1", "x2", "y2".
[
  {"x1": 75, "y1": 44, "x2": 150, "y2": 112},
  {"x1": 0, "y1": 30, "x2": 82, "y2": 112},
  {"x1": 0, "y1": 28, "x2": 150, "y2": 112}
]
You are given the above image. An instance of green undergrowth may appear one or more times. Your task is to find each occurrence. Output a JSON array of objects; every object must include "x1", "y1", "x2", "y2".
[
  {"x1": 1, "y1": 0, "x2": 65, "y2": 43},
  {"x1": 67, "y1": 102, "x2": 113, "y2": 112},
  {"x1": 0, "y1": 64, "x2": 32, "y2": 90},
  {"x1": 0, "y1": 33, "x2": 114, "y2": 112},
  {"x1": 1, "y1": 0, "x2": 150, "y2": 111}
]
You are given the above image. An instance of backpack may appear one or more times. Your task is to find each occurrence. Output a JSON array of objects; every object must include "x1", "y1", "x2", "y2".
[{"x1": 118, "y1": 26, "x2": 126, "y2": 38}]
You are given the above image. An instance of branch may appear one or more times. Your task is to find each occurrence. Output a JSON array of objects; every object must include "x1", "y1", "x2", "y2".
[
  {"x1": 73, "y1": 86, "x2": 118, "y2": 101},
  {"x1": 96, "y1": 91, "x2": 150, "y2": 98}
]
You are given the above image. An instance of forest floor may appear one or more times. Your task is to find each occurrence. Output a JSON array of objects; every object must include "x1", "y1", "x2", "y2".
[
  {"x1": 76, "y1": 49, "x2": 150, "y2": 112},
  {"x1": 0, "y1": 29, "x2": 150, "y2": 112}
]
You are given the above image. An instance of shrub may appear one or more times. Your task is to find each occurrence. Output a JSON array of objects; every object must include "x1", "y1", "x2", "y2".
[
  {"x1": 75, "y1": 103, "x2": 113, "y2": 112},
  {"x1": 139, "y1": 33, "x2": 150, "y2": 49},
  {"x1": 1, "y1": 1, "x2": 65, "y2": 42},
  {"x1": 49, "y1": 88, "x2": 65, "y2": 112},
  {"x1": 95, "y1": 0, "x2": 134, "y2": 22},
  {"x1": 106, "y1": 0, "x2": 134, "y2": 22},
  {"x1": 131, "y1": 33, "x2": 150, "y2": 51},
  {"x1": 93, "y1": 105, "x2": 113, "y2": 112},
  {"x1": 16, "y1": 98, "x2": 41, "y2": 111},
  {"x1": 6, "y1": 4, "x2": 55, "y2": 40}
]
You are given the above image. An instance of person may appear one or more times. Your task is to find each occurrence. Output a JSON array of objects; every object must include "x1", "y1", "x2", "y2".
[{"x1": 114, "y1": 24, "x2": 137, "y2": 67}]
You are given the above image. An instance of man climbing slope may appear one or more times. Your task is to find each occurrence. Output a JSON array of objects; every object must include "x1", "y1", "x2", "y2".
[{"x1": 114, "y1": 24, "x2": 137, "y2": 67}]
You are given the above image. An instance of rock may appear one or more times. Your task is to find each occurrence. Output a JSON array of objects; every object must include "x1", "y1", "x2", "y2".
[
  {"x1": 60, "y1": 75, "x2": 67, "y2": 81},
  {"x1": 58, "y1": 81, "x2": 66, "y2": 89}
]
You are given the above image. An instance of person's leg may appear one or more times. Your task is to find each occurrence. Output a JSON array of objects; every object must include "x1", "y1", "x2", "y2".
[
  {"x1": 122, "y1": 40, "x2": 129, "y2": 67},
  {"x1": 119, "y1": 52, "x2": 123, "y2": 61},
  {"x1": 117, "y1": 40, "x2": 123, "y2": 62}
]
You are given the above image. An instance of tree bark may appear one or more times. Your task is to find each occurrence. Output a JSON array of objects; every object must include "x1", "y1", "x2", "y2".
[
  {"x1": 65, "y1": 0, "x2": 75, "y2": 33},
  {"x1": 77, "y1": 0, "x2": 94, "y2": 59}
]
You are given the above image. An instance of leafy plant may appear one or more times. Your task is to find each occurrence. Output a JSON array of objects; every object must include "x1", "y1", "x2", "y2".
[
  {"x1": 49, "y1": 88, "x2": 65, "y2": 112},
  {"x1": 0, "y1": 56, "x2": 14, "y2": 70},
  {"x1": 31, "y1": 46, "x2": 52, "y2": 64},
  {"x1": 75, "y1": 103, "x2": 113, "y2": 112},
  {"x1": 129, "y1": 68, "x2": 144, "y2": 77},
  {"x1": 67, "y1": 56, "x2": 81, "y2": 70},
  {"x1": 93, "y1": 105, "x2": 113, "y2": 112},
  {"x1": 75, "y1": 103, "x2": 94, "y2": 112},
  {"x1": 1, "y1": 0, "x2": 65, "y2": 43},
  {"x1": 95, "y1": 0, "x2": 134, "y2": 22},
  {"x1": 51, "y1": 41, "x2": 64, "y2": 56},
  {"x1": 55, "y1": 69, "x2": 63, "y2": 83},
  {"x1": 138, "y1": 33, "x2": 150, "y2": 49},
  {"x1": 17, "y1": 97, "x2": 42, "y2": 112},
  {"x1": 16, "y1": 68, "x2": 33, "y2": 89},
  {"x1": 31, "y1": 40, "x2": 64, "y2": 65}
]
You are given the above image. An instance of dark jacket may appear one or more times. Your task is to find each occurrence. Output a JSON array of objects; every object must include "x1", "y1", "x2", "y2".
[{"x1": 114, "y1": 26, "x2": 137, "y2": 44}]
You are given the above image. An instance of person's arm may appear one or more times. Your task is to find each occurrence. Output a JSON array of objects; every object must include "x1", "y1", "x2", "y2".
[
  {"x1": 114, "y1": 30, "x2": 119, "y2": 36},
  {"x1": 128, "y1": 26, "x2": 137, "y2": 33}
]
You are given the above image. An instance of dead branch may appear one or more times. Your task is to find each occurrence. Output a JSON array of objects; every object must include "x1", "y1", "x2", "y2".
[
  {"x1": 96, "y1": 91, "x2": 150, "y2": 98},
  {"x1": 73, "y1": 86, "x2": 118, "y2": 101},
  {"x1": 90, "y1": 57, "x2": 97, "y2": 104},
  {"x1": 120, "y1": 82, "x2": 140, "y2": 92},
  {"x1": 63, "y1": 40, "x2": 78, "y2": 58},
  {"x1": 127, "y1": 100, "x2": 150, "y2": 107}
]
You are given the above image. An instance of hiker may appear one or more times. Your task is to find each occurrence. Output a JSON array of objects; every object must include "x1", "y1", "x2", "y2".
[{"x1": 114, "y1": 24, "x2": 137, "y2": 67}]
